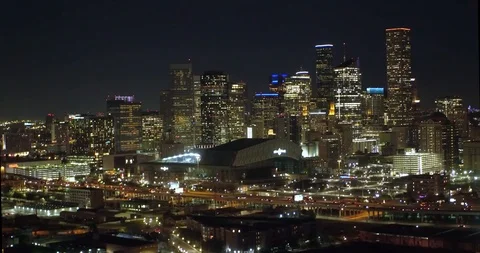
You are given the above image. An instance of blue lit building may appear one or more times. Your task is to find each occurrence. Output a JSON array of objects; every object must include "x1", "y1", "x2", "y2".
[
  {"x1": 269, "y1": 73, "x2": 289, "y2": 93},
  {"x1": 365, "y1": 87, "x2": 385, "y2": 125}
]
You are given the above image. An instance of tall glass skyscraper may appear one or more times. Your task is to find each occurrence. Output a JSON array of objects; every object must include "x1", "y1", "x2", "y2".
[
  {"x1": 227, "y1": 82, "x2": 247, "y2": 141},
  {"x1": 200, "y1": 71, "x2": 229, "y2": 145},
  {"x1": 334, "y1": 58, "x2": 363, "y2": 138},
  {"x1": 107, "y1": 96, "x2": 142, "y2": 153},
  {"x1": 315, "y1": 44, "x2": 335, "y2": 112},
  {"x1": 193, "y1": 75, "x2": 202, "y2": 146},
  {"x1": 251, "y1": 93, "x2": 281, "y2": 138},
  {"x1": 385, "y1": 28, "x2": 413, "y2": 126},
  {"x1": 170, "y1": 63, "x2": 194, "y2": 148}
]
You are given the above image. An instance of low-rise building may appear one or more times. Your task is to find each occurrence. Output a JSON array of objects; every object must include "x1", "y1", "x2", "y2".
[
  {"x1": 392, "y1": 149, "x2": 443, "y2": 175},
  {"x1": 405, "y1": 174, "x2": 449, "y2": 199},
  {"x1": 65, "y1": 188, "x2": 104, "y2": 209},
  {"x1": 463, "y1": 141, "x2": 480, "y2": 173}
]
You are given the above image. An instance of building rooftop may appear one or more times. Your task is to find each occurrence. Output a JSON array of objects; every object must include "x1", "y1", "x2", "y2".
[
  {"x1": 361, "y1": 224, "x2": 480, "y2": 241},
  {"x1": 209, "y1": 138, "x2": 270, "y2": 152},
  {"x1": 189, "y1": 215, "x2": 315, "y2": 232},
  {"x1": 303, "y1": 242, "x2": 470, "y2": 253}
]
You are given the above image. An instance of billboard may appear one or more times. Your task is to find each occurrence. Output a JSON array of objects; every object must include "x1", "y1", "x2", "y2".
[{"x1": 294, "y1": 195, "x2": 303, "y2": 202}]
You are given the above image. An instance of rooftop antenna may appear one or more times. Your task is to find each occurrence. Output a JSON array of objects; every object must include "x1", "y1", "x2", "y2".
[{"x1": 343, "y1": 42, "x2": 347, "y2": 62}]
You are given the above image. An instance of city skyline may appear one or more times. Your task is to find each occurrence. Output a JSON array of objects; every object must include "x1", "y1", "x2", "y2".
[{"x1": 1, "y1": 0, "x2": 479, "y2": 120}]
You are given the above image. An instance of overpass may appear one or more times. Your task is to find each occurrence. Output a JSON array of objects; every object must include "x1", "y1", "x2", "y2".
[{"x1": 117, "y1": 190, "x2": 480, "y2": 225}]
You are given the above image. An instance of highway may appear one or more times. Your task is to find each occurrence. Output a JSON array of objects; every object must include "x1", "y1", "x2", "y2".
[
  {"x1": 20, "y1": 179, "x2": 480, "y2": 214},
  {"x1": 120, "y1": 189, "x2": 480, "y2": 214},
  {"x1": 171, "y1": 232, "x2": 201, "y2": 253}
]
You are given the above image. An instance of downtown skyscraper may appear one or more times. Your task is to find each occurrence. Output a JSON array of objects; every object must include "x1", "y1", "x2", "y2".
[
  {"x1": 385, "y1": 28, "x2": 414, "y2": 126},
  {"x1": 170, "y1": 63, "x2": 195, "y2": 148},
  {"x1": 334, "y1": 58, "x2": 363, "y2": 138},
  {"x1": 106, "y1": 96, "x2": 142, "y2": 153},
  {"x1": 251, "y1": 93, "x2": 281, "y2": 138},
  {"x1": 315, "y1": 44, "x2": 335, "y2": 112},
  {"x1": 200, "y1": 71, "x2": 229, "y2": 145},
  {"x1": 284, "y1": 71, "x2": 312, "y2": 143},
  {"x1": 227, "y1": 82, "x2": 247, "y2": 141}
]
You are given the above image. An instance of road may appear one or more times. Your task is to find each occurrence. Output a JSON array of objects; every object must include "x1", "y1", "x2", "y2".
[
  {"x1": 24, "y1": 180, "x2": 480, "y2": 214},
  {"x1": 171, "y1": 233, "x2": 201, "y2": 253}
]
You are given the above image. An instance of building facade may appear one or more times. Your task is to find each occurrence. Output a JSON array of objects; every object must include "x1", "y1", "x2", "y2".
[
  {"x1": 418, "y1": 112, "x2": 459, "y2": 170},
  {"x1": 141, "y1": 111, "x2": 162, "y2": 151},
  {"x1": 463, "y1": 141, "x2": 480, "y2": 174},
  {"x1": 392, "y1": 149, "x2": 443, "y2": 175},
  {"x1": 67, "y1": 114, "x2": 93, "y2": 155},
  {"x1": 251, "y1": 93, "x2": 281, "y2": 138},
  {"x1": 227, "y1": 82, "x2": 247, "y2": 141},
  {"x1": 334, "y1": 58, "x2": 363, "y2": 138},
  {"x1": 106, "y1": 95, "x2": 142, "y2": 153},
  {"x1": 385, "y1": 28, "x2": 414, "y2": 126},
  {"x1": 201, "y1": 71, "x2": 229, "y2": 145},
  {"x1": 365, "y1": 87, "x2": 385, "y2": 125},
  {"x1": 159, "y1": 89, "x2": 172, "y2": 140},
  {"x1": 315, "y1": 44, "x2": 335, "y2": 111},
  {"x1": 435, "y1": 96, "x2": 467, "y2": 138},
  {"x1": 90, "y1": 115, "x2": 115, "y2": 166},
  {"x1": 170, "y1": 63, "x2": 195, "y2": 148}
]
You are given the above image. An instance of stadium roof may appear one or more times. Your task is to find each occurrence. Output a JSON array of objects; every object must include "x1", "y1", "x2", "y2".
[{"x1": 210, "y1": 138, "x2": 270, "y2": 152}]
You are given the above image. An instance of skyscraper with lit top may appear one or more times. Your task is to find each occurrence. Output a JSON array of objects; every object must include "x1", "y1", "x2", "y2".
[
  {"x1": 107, "y1": 95, "x2": 142, "y2": 153},
  {"x1": 251, "y1": 93, "x2": 281, "y2": 138},
  {"x1": 227, "y1": 82, "x2": 247, "y2": 141},
  {"x1": 435, "y1": 96, "x2": 467, "y2": 138},
  {"x1": 385, "y1": 28, "x2": 413, "y2": 126},
  {"x1": 333, "y1": 58, "x2": 363, "y2": 137},
  {"x1": 364, "y1": 87, "x2": 385, "y2": 125}
]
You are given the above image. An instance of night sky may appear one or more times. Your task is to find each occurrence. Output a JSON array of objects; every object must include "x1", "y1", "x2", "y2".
[{"x1": 1, "y1": 0, "x2": 478, "y2": 120}]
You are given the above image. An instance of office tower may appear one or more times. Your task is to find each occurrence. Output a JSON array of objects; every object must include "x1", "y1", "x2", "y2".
[
  {"x1": 334, "y1": 58, "x2": 363, "y2": 138},
  {"x1": 251, "y1": 93, "x2": 281, "y2": 138},
  {"x1": 1, "y1": 123, "x2": 31, "y2": 155},
  {"x1": 106, "y1": 95, "x2": 142, "y2": 153},
  {"x1": 227, "y1": 82, "x2": 247, "y2": 141},
  {"x1": 90, "y1": 115, "x2": 115, "y2": 167},
  {"x1": 308, "y1": 110, "x2": 329, "y2": 134},
  {"x1": 170, "y1": 63, "x2": 194, "y2": 148},
  {"x1": 435, "y1": 96, "x2": 467, "y2": 137},
  {"x1": 141, "y1": 111, "x2": 163, "y2": 151},
  {"x1": 467, "y1": 106, "x2": 480, "y2": 141},
  {"x1": 365, "y1": 87, "x2": 385, "y2": 125},
  {"x1": 193, "y1": 75, "x2": 202, "y2": 146},
  {"x1": 463, "y1": 141, "x2": 480, "y2": 173},
  {"x1": 54, "y1": 120, "x2": 69, "y2": 148},
  {"x1": 315, "y1": 44, "x2": 335, "y2": 111},
  {"x1": 418, "y1": 112, "x2": 459, "y2": 170},
  {"x1": 385, "y1": 28, "x2": 413, "y2": 126},
  {"x1": 269, "y1": 73, "x2": 289, "y2": 94},
  {"x1": 67, "y1": 114, "x2": 93, "y2": 155},
  {"x1": 411, "y1": 78, "x2": 421, "y2": 112},
  {"x1": 284, "y1": 70, "x2": 312, "y2": 142},
  {"x1": 276, "y1": 115, "x2": 301, "y2": 143},
  {"x1": 284, "y1": 71, "x2": 312, "y2": 115},
  {"x1": 45, "y1": 113, "x2": 55, "y2": 143},
  {"x1": 200, "y1": 71, "x2": 229, "y2": 145},
  {"x1": 318, "y1": 132, "x2": 341, "y2": 174},
  {"x1": 159, "y1": 89, "x2": 172, "y2": 140}
]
